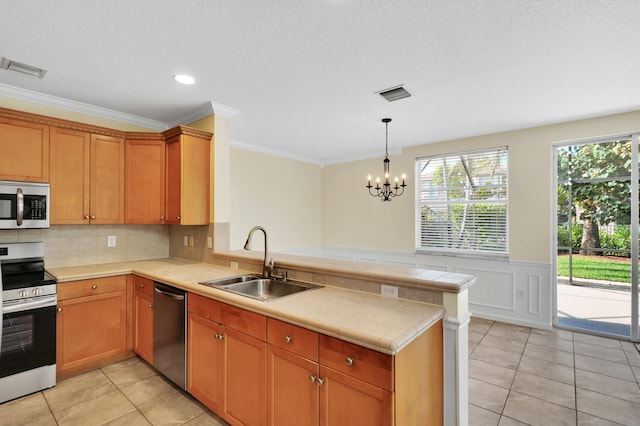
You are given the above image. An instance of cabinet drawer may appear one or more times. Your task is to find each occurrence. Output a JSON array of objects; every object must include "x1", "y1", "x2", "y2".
[
  {"x1": 319, "y1": 335, "x2": 393, "y2": 391},
  {"x1": 132, "y1": 275, "x2": 154, "y2": 297},
  {"x1": 267, "y1": 318, "x2": 318, "y2": 361},
  {"x1": 221, "y1": 304, "x2": 266, "y2": 341},
  {"x1": 58, "y1": 275, "x2": 127, "y2": 300},
  {"x1": 188, "y1": 293, "x2": 223, "y2": 323}
]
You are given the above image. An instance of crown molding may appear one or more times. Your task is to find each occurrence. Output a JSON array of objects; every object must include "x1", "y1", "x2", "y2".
[
  {"x1": 322, "y1": 147, "x2": 403, "y2": 165},
  {"x1": 167, "y1": 101, "x2": 239, "y2": 127},
  {"x1": 230, "y1": 139, "x2": 324, "y2": 167},
  {"x1": 0, "y1": 83, "x2": 168, "y2": 130}
]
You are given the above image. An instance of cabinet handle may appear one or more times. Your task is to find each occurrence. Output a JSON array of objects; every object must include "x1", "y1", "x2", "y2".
[
  {"x1": 285, "y1": 335, "x2": 293, "y2": 343},
  {"x1": 309, "y1": 376, "x2": 316, "y2": 383},
  {"x1": 345, "y1": 357, "x2": 354, "y2": 366},
  {"x1": 91, "y1": 285, "x2": 97, "y2": 290},
  {"x1": 214, "y1": 333, "x2": 224, "y2": 340},
  {"x1": 57, "y1": 307, "x2": 62, "y2": 312},
  {"x1": 316, "y1": 378, "x2": 324, "y2": 386}
]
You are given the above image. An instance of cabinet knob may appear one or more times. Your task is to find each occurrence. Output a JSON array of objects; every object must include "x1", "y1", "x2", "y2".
[
  {"x1": 139, "y1": 283, "x2": 146, "y2": 288},
  {"x1": 90, "y1": 215, "x2": 96, "y2": 219},
  {"x1": 176, "y1": 216, "x2": 181, "y2": 220},
  {"x1": 57, "y1": 307, "x2": 62, "y2": 312},
  {"x1": 148, "y1": 304, "x2": 154, "y2": 308},
  {"x1": 84, "y1": 215, "x2": 90, "y2": 220},
  {"x1": 316, "y1": 378, "x2": 325, "y2": 386},
  {"x1": 91, "y1": 285, "x2": 97, "y2": 290},
  {"x1": 214, "y1": 333, "x2": 224, "y2": 340},
  {"x1": 345, "y1": 357, "x2": 354, "y2": 366},
  {"x1": 285, "y1": 335, "x2": 293, "y2": 343},
  {"x1": 309, "y1": 376, "x2": 316, "y2": 383},
  {"x1": 160, "y1": 216, "x2": 165, "y2": 220}
]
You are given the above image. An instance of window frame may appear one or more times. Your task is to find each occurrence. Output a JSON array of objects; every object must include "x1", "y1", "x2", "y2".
[{"x1": 415, "y1": 146, "x2": 509, "y2": 259}]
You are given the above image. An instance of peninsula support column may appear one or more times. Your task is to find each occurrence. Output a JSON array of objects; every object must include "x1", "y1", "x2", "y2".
[{"x1": 442, "y1": 289, "x2": 470, "y2": 426}]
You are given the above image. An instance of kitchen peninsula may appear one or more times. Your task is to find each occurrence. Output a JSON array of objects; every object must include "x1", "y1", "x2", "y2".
[{"x1": 48, "y1": 251, "x2": 475, "y2": 425}]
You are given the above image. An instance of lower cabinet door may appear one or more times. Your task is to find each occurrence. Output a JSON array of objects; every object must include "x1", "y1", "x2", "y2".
[
  {"x1": 133, "y1": 290, "x2": 154, "y2": 364},
  {"x1": 267, "y1": 346, "x2": 319, "y2": 426},
  {"x1": 188, "y1": 313, "x2": 223, "y2": 413},
  {"x1": 57, "y1": 291, "x2": 127, "y2": 374},
  {"x1": 223, "y1": 326, "x2": 267, "y2": 426},
  {"x1": 319, "y1": 366, "x2": 393, "y2": 426}
]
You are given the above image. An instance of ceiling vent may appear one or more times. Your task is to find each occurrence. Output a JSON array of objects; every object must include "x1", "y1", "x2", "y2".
[
  {"x1": 376, "y1": 85, "x2": 411, "y2": 102},
  {"x1": 0, "y1": 57, "x2": 47, "y2": 79}
]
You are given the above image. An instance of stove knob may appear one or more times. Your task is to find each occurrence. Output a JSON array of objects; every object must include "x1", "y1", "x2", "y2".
[
  {"x1": 19, "y1": 290, "x2": 27, "y2": 298},
  {"x1": 32, "y1": 288, "x2": 41, "y2": 296}
]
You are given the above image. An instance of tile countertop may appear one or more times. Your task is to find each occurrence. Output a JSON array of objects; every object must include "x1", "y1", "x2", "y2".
[
  {"x1": 48, "y1": 258, "x2": 448, "y2": 355},
  {"x1": 215, "y1": 250, "x2": 477, "y2": 294}
]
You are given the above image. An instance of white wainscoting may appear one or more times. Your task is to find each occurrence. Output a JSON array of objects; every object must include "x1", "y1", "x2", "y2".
[{"x1": 281, "y1": 247, "x2": 553, "y2": 330}]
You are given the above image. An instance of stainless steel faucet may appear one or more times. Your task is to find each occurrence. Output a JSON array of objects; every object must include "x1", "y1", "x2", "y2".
[{"x1": 243, "y1": 226, "x2": 274, "y2": 278}]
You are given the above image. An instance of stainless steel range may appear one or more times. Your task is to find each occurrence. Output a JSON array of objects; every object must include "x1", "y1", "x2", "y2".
[{"x1": 0, "y1": 242, "x2": 56, "y2": 403}]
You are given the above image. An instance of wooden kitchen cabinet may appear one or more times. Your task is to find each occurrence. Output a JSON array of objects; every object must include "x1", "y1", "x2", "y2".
[
  {"x1": 267, "y1": 319, "x2": 319, "y2": 426},
  {"x1": 164, "y1": 127, "x2": 211, "y2": 225},
  {"x1": 0, "y1": 117, "x2": 49, "y2": 182},
  {"x1": 187, "y1": 293, "x2": 443, "y2": 425},
  {"x1": 319, "y1": 366, "x2": 393, "y2": 426},
  {"x1": 132, "y1": 275, "x2": 154, "y2": 364},
  {"x1": 188, "y1": 294, "x2": 267, "y2": 426},
  {"x1": 50, "y1": 127, "x2": 125, "y2": 224},
  {"x1": 56, "y1": 276, "x2": 128, "y2": 378},
  {"x1": 125, "y1": 137, "x2": 166, "y2": 224},
  {"x1": 188, "y1": 311, "x2": 224, "y2": 413}
]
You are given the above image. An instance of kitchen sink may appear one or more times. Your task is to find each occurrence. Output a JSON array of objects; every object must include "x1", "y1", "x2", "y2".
[{"x1": 199, "y1": 275, "x2": 322, "y2": 301}]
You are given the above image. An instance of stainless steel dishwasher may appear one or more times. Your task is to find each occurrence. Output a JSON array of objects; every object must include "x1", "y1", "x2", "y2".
[{"x1": 153, "y1": 282, "x2": 186, "y2": 390}]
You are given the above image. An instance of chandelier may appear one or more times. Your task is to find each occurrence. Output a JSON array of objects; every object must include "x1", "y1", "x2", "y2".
[{"x1": 366, "y1": 118, "x2": 407, "y2": 201}]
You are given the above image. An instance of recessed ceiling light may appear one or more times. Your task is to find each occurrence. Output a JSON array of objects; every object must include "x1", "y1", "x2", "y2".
[{"x1": 173, "y1": 74, "x2": 195, "y2": 85}]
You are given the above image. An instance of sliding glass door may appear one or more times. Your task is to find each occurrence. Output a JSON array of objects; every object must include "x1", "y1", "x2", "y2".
[{"x1": 554, "y1": 135, "x2": 639, "y2": 342}]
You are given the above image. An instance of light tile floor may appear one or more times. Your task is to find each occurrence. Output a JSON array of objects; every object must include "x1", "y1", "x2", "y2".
[
  {"x1": 469, "y1": 317, "x2": 640, "y2": 426},
  {"x1": 0, "y1": 357, "x2": 228, "y2": 426},
  {"x1": 2, "y1": 319, "x2": 639, "y2": 425}
]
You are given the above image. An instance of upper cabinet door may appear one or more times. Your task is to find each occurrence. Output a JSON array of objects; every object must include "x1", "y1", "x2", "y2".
[
  {"x1": 125, "y1": 139, "x2": 165, "y2": 224},
  {"x1": 90, "y1": 134, "x2": 125, "y2": 224},
  {"x1": 50, "y1": 127, "x2": 91, "y2": 224},
  {"x1": 0, "y1": 117, "x2": 50, "y2": 182},
  {"x1": 165, "y1": 132, "x2": 211, "y2": 225}
]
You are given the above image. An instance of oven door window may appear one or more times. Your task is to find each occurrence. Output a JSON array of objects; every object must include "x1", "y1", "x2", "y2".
[{"x1": 1, "y1": 305, "x2": 56, "y2": 378}]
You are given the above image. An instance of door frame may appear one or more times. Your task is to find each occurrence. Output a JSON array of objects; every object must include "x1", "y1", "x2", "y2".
[{"x1": 551, "y1": 133, "x2": 639, "y2": 342}]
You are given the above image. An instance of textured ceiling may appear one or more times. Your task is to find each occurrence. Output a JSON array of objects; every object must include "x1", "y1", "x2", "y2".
[{"x1": 2, "y1": 0, "x2": 640, "y2": 164}]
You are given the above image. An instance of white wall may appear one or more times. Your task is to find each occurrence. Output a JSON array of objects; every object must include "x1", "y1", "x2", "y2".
[{"x1": 229, "y1": 147, "x2": 322, "y2": 251}]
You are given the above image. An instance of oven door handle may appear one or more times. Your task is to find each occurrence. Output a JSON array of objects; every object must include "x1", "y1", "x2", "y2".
[
  {"x1": 16, "y1": 187, "x2": 24, "y2": 226},
  {"x1": 2, "y1": 296, "x2": 57, "y2": 314}
]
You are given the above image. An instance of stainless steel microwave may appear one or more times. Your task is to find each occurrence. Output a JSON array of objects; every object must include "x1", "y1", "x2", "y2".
[{"x1": 0, "y1": 181, "x2": 50, "y2": 229}]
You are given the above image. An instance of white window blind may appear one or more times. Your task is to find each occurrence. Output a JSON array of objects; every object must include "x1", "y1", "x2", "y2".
[{"x1": 415, "y1": 147, "x2": 508, "y2": 255}]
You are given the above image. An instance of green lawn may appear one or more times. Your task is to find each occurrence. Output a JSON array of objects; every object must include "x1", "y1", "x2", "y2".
[{"x1": 557, "y1": 255, "x2": 632, "y2": 282}]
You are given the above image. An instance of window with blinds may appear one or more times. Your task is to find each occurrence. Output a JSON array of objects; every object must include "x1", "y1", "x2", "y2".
[{"x1": 415, "y1": 147, "x2": 508, "y2": 256}]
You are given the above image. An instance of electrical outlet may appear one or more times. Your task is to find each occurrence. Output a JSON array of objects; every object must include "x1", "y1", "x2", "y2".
[
  {"x1": 189, "y1": 236, "x2": 194, "y2": 247},
  {"x1": 107, "y1": 235, "x2": 116, "y2": 248},
  {"x1": 183, "y1": 236, "x2": 188, "y2": 247},
  {"x1": 381, "y1": 284, "x2": 398, "y2": 298},
  {"x1": 517, "y1": 289, "x2": 526, "y2": 300},
  {"x1": 231, "y1": 261, "x2": 239, "y2": 270},
  {"x1": 207, "y1": 236, "x2": 212, "y2": 249}
]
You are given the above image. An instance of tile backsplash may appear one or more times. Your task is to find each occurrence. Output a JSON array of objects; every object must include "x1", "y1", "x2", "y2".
[{"x1": 0, "y1": 225, "x2": 170, "y2": 267}]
